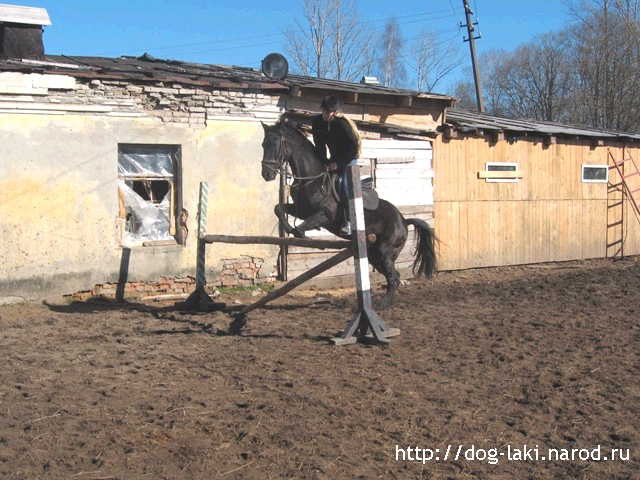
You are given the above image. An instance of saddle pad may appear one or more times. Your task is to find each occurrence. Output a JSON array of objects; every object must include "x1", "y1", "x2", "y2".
[{"x1": 329, "y1": 174, "x2": 380, "y2": 210}]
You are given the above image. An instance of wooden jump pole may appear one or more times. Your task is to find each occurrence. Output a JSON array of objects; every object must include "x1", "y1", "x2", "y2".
[
  {"x1": 237, "y1": 246, "x2": 354, "y2": 316},
  {"x1": 203, "y1": 234, "x2": 350, "y2": 250},
  {"x1": 219, "y1": 233, "x2": 355, "y2": 320}
]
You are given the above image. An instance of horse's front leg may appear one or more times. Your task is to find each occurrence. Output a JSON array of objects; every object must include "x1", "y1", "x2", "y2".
[
  {"x1": 290, "y1": 210, "x2": 331, "y2": 238},
  {"x1": 274, "y1": 203, "x2": 299, "y2": 236}
]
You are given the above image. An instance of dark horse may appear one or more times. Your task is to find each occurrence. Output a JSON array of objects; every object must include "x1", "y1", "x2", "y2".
[{"x1": 261, "y1": 117, "x2": 437, "y2": 307}]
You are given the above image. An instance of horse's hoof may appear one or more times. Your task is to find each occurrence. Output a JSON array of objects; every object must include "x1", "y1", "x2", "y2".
[
  {"x1": 376, "y1": 297, "x2": 393, "y2": 310},
  {"x1": 291, "y1": 227, "x2": 306, "y2": 238}
]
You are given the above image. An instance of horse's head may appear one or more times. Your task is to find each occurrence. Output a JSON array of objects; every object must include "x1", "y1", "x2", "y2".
[{"x1": 261, "y1": 122, "x2": 285, "y2": 181}]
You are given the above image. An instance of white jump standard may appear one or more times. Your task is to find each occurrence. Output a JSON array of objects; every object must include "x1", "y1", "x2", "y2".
[{"x1": 330, "y1": 164, "x2": 400, "y2": 345}]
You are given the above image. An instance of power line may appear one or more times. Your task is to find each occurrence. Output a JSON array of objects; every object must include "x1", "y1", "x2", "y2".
[
  {"x1": 157, "y1": 26, "x2": 462, "y2": 60},
  {"x1": 136, "y1": 9, "x2": 458, "y2": 54},
  {"x1": 396, "y1": 32, "x2": 463, "y2": 61},
  {"x1": 147, "y1": 33, "x2": 283, "y2": 52},
  {"x1": 91, "y1": 7, "x2": 464, "y2": 80},
  {"x1": 364, "y1": 9, "x2": 456, "y2": 26},
  {"x1": 153, "y1": 40, "x2": 284, "y2": 58},
  {"x1": 448, "y1": 0, "x2": 457, "y2": 15}
]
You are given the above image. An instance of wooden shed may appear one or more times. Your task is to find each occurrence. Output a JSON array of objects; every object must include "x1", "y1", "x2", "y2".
[{"x1": 433, "y1": 110, "x2": 640, "y2": 271}]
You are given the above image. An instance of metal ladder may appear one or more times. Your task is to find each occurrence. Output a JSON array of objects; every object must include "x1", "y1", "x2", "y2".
[
  {"x1": 607, "y1": 149, "x2": 640, "y2": 258},
  {"x1": 609, "y1": 149, "x2": 640, "y2": 219}
]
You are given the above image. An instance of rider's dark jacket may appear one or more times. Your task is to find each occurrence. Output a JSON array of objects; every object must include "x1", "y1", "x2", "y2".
[{"x1": 312, "y1": 113, "x2": 361, "y2": 174}]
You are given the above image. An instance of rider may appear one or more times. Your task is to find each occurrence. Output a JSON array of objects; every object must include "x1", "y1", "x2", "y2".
[{"x1": 311, "y1": 95, "x2": 361, "y2": 235}]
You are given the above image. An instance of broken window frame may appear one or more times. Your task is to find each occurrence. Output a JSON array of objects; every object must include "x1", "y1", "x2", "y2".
[{"x1": 117, "y1": 144, "x2": 183, "y2": 246}]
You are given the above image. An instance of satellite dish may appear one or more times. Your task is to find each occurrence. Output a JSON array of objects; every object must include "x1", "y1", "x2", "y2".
[{"x1": 261, "y1": 53, "x2": 288, "y2": 81}]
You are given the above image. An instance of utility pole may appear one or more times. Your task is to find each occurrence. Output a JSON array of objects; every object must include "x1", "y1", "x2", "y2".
[{"x1": 461, "y1": 0, "x2": 484, "y2": 112}]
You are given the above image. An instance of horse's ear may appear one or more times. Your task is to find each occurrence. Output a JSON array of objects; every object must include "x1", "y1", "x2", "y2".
[{"x1": 261, "y1": 121, "x2": 269, "y2": 132}]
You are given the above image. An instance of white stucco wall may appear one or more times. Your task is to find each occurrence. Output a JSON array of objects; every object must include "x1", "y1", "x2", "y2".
[{"x1": 0, "y1": 112, "x2": 281, "y2": 300}]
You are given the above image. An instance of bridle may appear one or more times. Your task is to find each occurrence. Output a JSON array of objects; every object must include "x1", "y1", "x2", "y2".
[
  {"x1": 262, "y1": 124, "x2": 341, "y2": 210},
  {"x1": 262, "y1": 128, "x2": 330, "y2": 183}
]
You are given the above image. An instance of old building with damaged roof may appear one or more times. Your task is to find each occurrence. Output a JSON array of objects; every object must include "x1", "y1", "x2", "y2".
[{"x1": 0, "y1": 5, "x2": 453, "y2": 300}]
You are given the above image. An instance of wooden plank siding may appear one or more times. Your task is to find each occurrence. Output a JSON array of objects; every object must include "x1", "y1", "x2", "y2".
[{"x1": 433, "y1": 135, "x2": 640, "y2": 270}]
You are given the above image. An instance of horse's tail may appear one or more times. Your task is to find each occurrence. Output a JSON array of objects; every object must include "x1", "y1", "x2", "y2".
[{"x1": 404, "y1": 218, "x2": 438, "y2": 277}]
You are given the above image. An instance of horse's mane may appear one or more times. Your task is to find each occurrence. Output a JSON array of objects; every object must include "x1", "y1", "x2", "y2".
[{"x1": 276, "y1": 115, "x2": 319, "y2": 157}]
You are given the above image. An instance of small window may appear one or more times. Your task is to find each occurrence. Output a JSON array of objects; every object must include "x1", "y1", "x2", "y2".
[
  {"x1": 117, "y1": 144, "x2": 183, "y2": 246},
  {"x1": 582, "y1": 164, "x2": 608, "y2": 183},
  {"x1": 484, "y1": 162, "x2": 520, "y2": 183}
]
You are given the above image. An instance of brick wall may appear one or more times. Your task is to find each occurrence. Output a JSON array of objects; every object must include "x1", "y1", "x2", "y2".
[
  {"x1": 0, "y1": 75, "x2": 283, "y2": 125},
  {"x1": 64, "y1": 255, "x2": 276, "y2": 302}
]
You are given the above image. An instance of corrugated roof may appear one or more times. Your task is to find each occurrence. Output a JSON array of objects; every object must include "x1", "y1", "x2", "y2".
[
  {"x1": 446, "y1": 109, "x2": 640, "y2": 141},
  {"x1": 284, "y1": 109, "x2": 438, "y2": 138},
  {"x1": 284, "y1": 72, "x2": 451, "y2": 100},
  {"x1": 0, "y1": 53, "x2": 454, "y2": 102}
]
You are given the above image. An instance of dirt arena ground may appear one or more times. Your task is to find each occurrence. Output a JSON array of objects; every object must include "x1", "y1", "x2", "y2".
[{"x1": 1, "y1": 257, "x2": 639, "y2": 479}]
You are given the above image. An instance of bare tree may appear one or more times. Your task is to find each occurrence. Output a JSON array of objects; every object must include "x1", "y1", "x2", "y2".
[
  {"x1": 491, "y1": 33, "x2": 576, "y2": 122},
  {"x1": 568, "y1": 0, "x2": 640, "y2": 130},
  {"x1": 284, "y1": 0, "x2": 371, "y2": 81},
  {"x1": 475, "y1": 51, "x2": 506, "y2": 116},
  {"x1": 453, "y1": 0, "x2": 640, "y2": 130},
  {"x1": 377, "y1": 17, "x2": 406, "y2": 87},
  {"x1": 284, "y1": 0, "x2": 335, "y2": 78},
  {"x1": 450, "y1": 51, "x2": 510, "y2": 115},
  {"x1": 411, "y1": 30, "x2": 463, "y2": 92},
  {"x1": 329, "y1": 0, "x2": 372, "y2": 80},
  {"x1": 358, "y1": 36, "x2": 378, "y2": 77},
  {"x1": 449, "y1": 80, "x2": 476, "y2": 110}
]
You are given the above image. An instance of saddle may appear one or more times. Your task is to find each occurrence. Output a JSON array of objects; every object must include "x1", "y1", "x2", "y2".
[{"x1": 328, "y1": 173, "x2": 380, "y2": 210}]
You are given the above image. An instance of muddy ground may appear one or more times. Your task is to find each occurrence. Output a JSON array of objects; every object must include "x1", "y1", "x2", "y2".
[{"x1": 1, "y1": 257, "x2": 639, "y2": 480}]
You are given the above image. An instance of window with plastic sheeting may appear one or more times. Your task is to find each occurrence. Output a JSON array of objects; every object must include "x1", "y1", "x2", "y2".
[{"x1": 117, "y1": 144, "x2": 184, "y2": 246}]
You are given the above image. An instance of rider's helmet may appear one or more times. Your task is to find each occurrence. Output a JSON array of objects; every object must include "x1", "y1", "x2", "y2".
[{"x1": 320, "y1": 95, "x2": 342, "y2": 113}]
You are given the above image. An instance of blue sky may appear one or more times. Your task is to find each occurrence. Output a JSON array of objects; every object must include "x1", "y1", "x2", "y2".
[{"x1": 23, "y1": 1, "x2": 574, "y2": 94}]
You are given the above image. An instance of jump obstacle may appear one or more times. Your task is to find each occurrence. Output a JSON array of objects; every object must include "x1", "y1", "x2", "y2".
[{"x1": 186, "y1": 164, "x2": 400, "y2": 345}]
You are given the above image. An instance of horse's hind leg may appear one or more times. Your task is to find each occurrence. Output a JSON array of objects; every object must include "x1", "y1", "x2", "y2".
[
  {"x1": 379, "y1": 260, "x2": 401, "y2": 309},
  {"x1": 369, "y1": 245, "x2": 401, "y2": 309}
]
